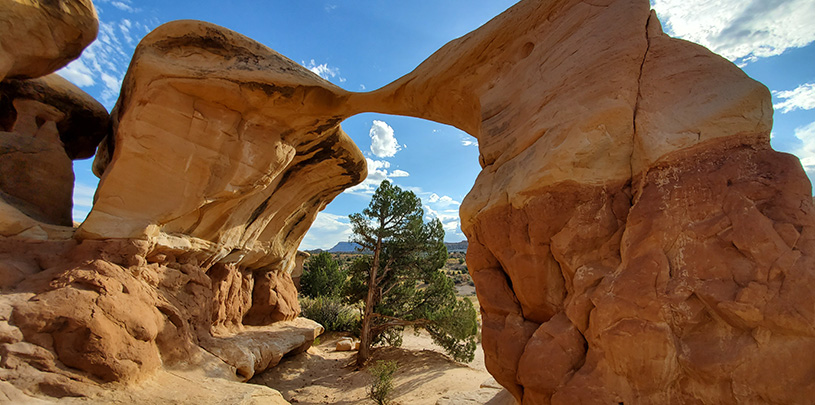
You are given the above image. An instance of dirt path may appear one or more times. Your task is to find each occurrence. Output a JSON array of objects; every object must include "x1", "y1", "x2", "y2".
[{"x1": 250, "y1": 330, "x2": 493, "y2": 405}]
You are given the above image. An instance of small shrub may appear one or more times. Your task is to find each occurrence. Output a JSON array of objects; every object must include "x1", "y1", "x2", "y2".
[
  {"x1": 368, "y1": 360, "x2": 398, "y2": 405},
  {"x1": 300, "y1": 296, "x2": 360, "y2": 333}
]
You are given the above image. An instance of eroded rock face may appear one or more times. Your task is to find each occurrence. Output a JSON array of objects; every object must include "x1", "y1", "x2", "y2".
[
  {"x1": 2, "y1": 18, "x2": 359, "y2": 399},
  {"x1": 353, "y1": 0, "x2": 815, "y2": 403},
  {"x1": 0, "y1": 74, "x2": 109, "y2": 229},
  {"x1": 0, "y1": 0, "x2": 98, "y2": 81},
  {"x1": 79, "y1": 20, "x2": 364, "y2": 275}
]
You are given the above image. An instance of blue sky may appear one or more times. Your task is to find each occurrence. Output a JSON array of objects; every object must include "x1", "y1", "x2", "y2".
[{"x1": 61, "y1": 0, "x2": 815, "y2": 250}]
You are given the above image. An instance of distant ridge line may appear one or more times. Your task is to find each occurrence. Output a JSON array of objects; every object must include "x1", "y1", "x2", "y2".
[{"x1": 306, "y1": 240, "x2": 468, "y2": 254}]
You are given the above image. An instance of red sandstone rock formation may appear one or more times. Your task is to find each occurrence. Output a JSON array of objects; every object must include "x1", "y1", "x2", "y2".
[
  {"x1": 0, "y1": 9, "x2": 355, "y2": 403},
  {"x1": 355, "y1": 0, "x2": 815, "y2": 403},
  {"x1": 0, "y1": 0, "x2": 98, "y2": 81},
  {"x1": 2, "y1": 0, "x2": 814, "y2": 403}
]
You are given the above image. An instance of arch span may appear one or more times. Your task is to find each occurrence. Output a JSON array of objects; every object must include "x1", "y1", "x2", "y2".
[{"x1": 5, "y1": 0, "x2": 815, "y2": 402}]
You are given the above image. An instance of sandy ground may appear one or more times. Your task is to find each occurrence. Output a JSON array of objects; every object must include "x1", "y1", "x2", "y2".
[{"x1": 249, "y1": 329, "x2": 493, "y2": 405}]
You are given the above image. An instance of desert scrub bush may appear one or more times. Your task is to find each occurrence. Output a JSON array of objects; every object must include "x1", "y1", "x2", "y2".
[
  {"x1": 368, "y1": 360, "x2": 398, "y2": 405},
  {"x1": 300, "y1": 296, "x2": 360, "y2": 333},
  {"x1": 301, "y1": 252, "x2": 348, "y2": 298}
]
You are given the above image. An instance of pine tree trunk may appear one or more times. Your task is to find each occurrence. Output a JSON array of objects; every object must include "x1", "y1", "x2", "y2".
[{"x1": 357, "y1": 237, "x2": 382, "y2": 366}]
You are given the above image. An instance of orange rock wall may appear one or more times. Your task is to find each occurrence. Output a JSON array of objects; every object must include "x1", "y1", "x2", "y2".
[{"x1": 356, "y1": 0, "x2": 815, "y2": 403}]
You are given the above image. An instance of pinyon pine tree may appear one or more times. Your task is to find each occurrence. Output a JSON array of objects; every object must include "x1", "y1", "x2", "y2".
[{"x1": 348, "y1": 180, "x2": 478, "y2": 366}]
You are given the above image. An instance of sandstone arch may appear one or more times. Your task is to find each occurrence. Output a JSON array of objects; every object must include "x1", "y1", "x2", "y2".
[{"x1": 2, "y1": 0, "x2": 814, "y2": 403}]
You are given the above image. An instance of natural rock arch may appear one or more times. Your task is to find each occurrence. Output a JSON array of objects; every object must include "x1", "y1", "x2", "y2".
[{"x1": 2, "y1": 0, "x2": 815, "y2": 403}]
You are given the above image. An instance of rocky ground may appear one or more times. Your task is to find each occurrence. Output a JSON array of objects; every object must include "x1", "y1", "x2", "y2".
[{"x1": 250, "y1": 329, "x2": 511, "y2": 405}]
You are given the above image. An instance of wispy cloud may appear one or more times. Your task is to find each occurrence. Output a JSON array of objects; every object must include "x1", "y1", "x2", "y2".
[
  {"x1": 369, "y1": 120, "x2": 401, "y2": 158},
  {"x1": 402, "y1": 187, "x2": 465, "y2": 241},
  {"x1": 422, "y1": 193, "x2": 463, "y2": 239},
  {"x1": 344, "y1": 158, "x2": 409, "y2": 196},
  {"x1": 651, "y1": 0, "x2": 815, "y2": 65},
  {"x1": 461, "y1": 139, "x2": 478, "y2": 147},
  {"x1": 299, "y1": 212, "x2": 353, "y2": 250},
  {"x1": 72, "y1": 182, "x2": 97, "y2": 223},
  {"x1": 774, "y1": 83, "x2": 815, "y2": 114},
  {"x1": 95, "y1": 0, "x2": 140, "y2": 13},
  {"x1": 111, "y1": 1, "x2": 137, "y2": 13},
  {"x1": 794, "y1": 121, "x2": 815, "y2": 178},
  {"x1": 57, "y1": 3, "x2": 153, "y2": 107},
  {"x1": 58, "y1": 59, "x2": 95, "y2": 86},
  {"x1": 302, "y1": 59, "x2": 346, "y2": 83}
]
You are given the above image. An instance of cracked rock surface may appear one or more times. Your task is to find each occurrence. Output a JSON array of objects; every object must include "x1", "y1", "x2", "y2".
[{"x1": 351, "y1": 0, "x2": 814, "y2": 403}]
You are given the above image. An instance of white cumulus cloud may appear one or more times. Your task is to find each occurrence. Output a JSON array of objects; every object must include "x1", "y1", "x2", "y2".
[
  {"x1": 344, "y1": 158, "x2": 410, "y2": 196},
  {"x1": 651, "y1": 0, "x2": 815, "y2": 65},
  {"x1": 794, "y1": 121, "x2": 815, "y2": 178},
  {"x1": 774, "y1": 83, "x2": 815, "y2": 114},
  {"x1": 57, "y1": 5, "x2": 153, "y2": 108},
  {"x1": 405, "y1": 187, "x2": 465, "y2": 241},
  {"x1": 303, "y1": 59, "x2": 346, "y2": 83},
  {"x1": 369, "y1": 120, "x2": 401, "y2": 158},
  {"x1": 299, "y1": 212, "x2": 353, "y2": 250},
  {"x1": 58, "y1": 59, "x2": 95, "y2": 87}
]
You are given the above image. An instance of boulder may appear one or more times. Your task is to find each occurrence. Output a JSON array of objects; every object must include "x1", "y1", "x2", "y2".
[
  {"x1": 290, "y1": 251, "x2": 310, "y2": 290},
  {"x1": 0, "y1": 0, "x2": 98, "y2": 81},
  {"x1": 335, "y1": 337, "x2": 360, "y2": 351}
]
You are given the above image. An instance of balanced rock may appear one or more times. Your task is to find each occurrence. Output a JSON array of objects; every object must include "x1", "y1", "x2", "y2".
[
  {"x1": 0, "y1": 0, "x2": 98, "y2": 81},
  {"x1": 352, "y1": 0, "x2": 815, "y2": 403},
  {"x1": 77, "y1": 20, "x2": 366, "y2": 327},
  {"x1": 79, "y1": 20, "x2": 364, "y2": 282},
  {"x1": 0, "y1": 74, "x2": 109, "y2": 229}
]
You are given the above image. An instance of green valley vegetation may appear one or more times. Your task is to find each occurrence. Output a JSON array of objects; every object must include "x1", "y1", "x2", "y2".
[{"x1": 298, "y1": 180, "x2": 478, "y2": 366}]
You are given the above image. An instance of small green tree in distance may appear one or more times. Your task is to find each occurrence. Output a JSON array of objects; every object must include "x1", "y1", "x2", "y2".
[
  {"x1": 348, "y1": 180, "x2": 478, "y2": 366},
  {"x1": 301, "y1": 251, "x2": 347, "y2": 298}
]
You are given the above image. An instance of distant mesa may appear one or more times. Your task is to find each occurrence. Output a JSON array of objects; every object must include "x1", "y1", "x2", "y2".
[{"x1": 308, "y1": 240, "x2": 468, "y2": 254}]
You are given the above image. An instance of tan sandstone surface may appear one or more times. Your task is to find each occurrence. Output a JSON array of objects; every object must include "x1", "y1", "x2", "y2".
[
  {"x1": 0, "y1": 0, "x2": 98, "y2": 81},
  {"x1": 2, "y1": 0, "x2": 815, "y2": 403},
  {"x1": 250, "y1": 330, "x2": 512, "y2": 405},
  {"x1": 1, "y1": 4, "x2": 360, "y2": 403}
]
